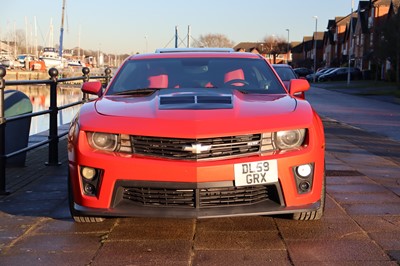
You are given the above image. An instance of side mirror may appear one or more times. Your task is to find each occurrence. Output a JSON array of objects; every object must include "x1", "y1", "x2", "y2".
[
  {"x1": 289, "y1": 79, "x2": 310, "y2": 98},
  {"x1": 82, "y1": 81, "x2": 103, "y2": 97}
]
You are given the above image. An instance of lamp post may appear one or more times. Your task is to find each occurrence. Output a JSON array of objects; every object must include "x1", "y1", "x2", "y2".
[
  {"x1": 313, "y1": 16, "x2": 318, "y2": 82},
  {"x1": 286, "y1": 29, "x2": 290, "y2": 64},
  {"x1": 145, "y1": 35, "x2": 148, "y2": 53},
  {"x1": 347, "y1": 0, "x2": 354, "y2": 85}
]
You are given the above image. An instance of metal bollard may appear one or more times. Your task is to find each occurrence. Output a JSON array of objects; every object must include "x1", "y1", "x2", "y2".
[
  {"x1": 104, "y1": 67, "x2": 112, "y2": 87},
  {"x1": 82, "y1": 67, "x2": 90, "y2": 102},
  {"x1": 46, "y1": 68, "x2": 61, "y2": 166}
]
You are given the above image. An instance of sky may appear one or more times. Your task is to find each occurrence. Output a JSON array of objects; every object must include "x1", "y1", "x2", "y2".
[{"x1": 1, "y1": 0, "x2": 359, "y2": 55}]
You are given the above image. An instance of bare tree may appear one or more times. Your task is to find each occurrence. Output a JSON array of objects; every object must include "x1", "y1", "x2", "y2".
[
  {"x1": 261, "y1": 35, "x2": 288, "y2": 63},
  {"x1": 193, "y1": 33, "x2": 234, "y2": 48}
]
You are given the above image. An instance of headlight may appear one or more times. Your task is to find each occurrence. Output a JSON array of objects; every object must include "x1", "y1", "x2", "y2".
[
  {"x1": 87, "y1": 132, "x2": 118, "y2": 151},
  {"x1": 275, "y1": 129, "x2": 306, "y2": 150}
]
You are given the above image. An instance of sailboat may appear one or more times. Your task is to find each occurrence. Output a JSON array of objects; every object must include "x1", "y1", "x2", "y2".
[
  {"x1": 39, "y1": 17, "x2": 63, "y2": 69},
  {"x1": 40, "y1": 0, "x2": 66, "y2": 69}
]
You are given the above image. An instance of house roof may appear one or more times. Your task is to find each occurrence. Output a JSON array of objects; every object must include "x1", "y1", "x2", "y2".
[
  {"x1": 291, "y1": 42, "x2": 303, "y2": 53},
  {"x1": 335, "y1": 16, "x2": 346, "y2": 25},
  {"x1": 313, "y1": 32, "x2": 325, "y2": 41},
  {"x1": 233, "y1": 42, "x2": 262, "y2": 52},
  {"x1": 291, "y1": 41, "x2": 301, "y2": 47}
]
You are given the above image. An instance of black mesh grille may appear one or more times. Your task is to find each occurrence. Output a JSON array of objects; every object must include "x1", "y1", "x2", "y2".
[
  {"x1": 123, "y1": 187, "x2": 195, "y2": 208},
  {"x1": 123, "y1": 185, "x2": 275, "y2": 208},
  {"x1": 131, "y1": 134, "x2": 269, "y2": 161},
  {"x1": 199, "y1": 186, "x2": 269, "y2": 207}
]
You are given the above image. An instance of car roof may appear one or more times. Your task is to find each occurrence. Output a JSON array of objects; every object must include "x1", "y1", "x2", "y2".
[
  {"x1": 155, "y1": 48, "x2": 234, "y2": 53},
  {"x1": 128, "y1": 49, "x2": 263, "y2": 60}
]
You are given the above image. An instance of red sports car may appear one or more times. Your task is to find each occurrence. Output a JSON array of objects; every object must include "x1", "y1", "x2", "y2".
[{"x1": 68, "y1": 48, "x2": 325, "y2": 222}]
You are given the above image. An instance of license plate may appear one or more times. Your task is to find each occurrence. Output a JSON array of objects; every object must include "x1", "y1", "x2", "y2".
[{"x1": 234, "y1": 160, "x2": 278, "y2": 187}]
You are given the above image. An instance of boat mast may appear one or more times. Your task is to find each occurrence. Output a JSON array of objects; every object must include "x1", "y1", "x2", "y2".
[
  {"x1": 59, "y1": 0, "x2": 66, "y2": 57},
  {"x1": 34, "y1": 16, "x2": 38, "y2": 58}
]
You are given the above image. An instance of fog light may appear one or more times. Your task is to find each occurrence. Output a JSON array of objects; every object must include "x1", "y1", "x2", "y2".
[
  {"x1": 84, "y1": 183, "x2": 95, "y2": 195},
  {"x1": 296, "y1": 164, "x2": 312, "y2": 178},
  {"x1": 299, "y1": 181, "x2": 310, "y2": 192},
  {"x1": 81, "y1": 167, "x2": 96, "y2": 180}
]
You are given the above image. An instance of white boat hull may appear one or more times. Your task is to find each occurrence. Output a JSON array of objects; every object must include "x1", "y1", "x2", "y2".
[{"x1": 41, "y1": 58, "x2": 63, "y2": 68}]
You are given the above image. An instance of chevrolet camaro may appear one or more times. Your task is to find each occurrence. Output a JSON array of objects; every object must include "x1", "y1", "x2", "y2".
[{"x1": 68, "y1": 48, "x2": 325, "y2": 222}]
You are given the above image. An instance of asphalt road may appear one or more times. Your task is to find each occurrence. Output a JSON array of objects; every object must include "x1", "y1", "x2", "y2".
[
  {"x1": 306, "y1": 82, "x2": 400, "y2": 143},
  {"x1": 0, "y1": 85, "x2": 399, "y2": 265}
]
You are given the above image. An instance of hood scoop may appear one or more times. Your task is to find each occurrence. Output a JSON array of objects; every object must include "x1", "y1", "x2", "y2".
[{"x1": 159, "y1": 94, "x2": 233, "y2": 110}]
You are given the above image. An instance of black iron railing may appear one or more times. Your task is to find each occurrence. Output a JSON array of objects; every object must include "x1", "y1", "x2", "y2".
[{"x1": 0, "y1": 66, "x2": 112, "y2": 195}]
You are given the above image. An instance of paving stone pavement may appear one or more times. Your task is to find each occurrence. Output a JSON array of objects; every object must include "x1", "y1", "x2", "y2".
[{"x1": 0, "y1": 118, "x2": 399, "y2": 265}]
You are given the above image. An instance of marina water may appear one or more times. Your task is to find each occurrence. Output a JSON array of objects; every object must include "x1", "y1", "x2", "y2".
[{"x1": 8, "y1": 85, "x2": 82, "y2": 136}]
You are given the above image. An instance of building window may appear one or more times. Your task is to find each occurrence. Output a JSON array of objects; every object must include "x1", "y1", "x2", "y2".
[{"x1": 370, "y1": 33, "x2": 374, "y2": 46}]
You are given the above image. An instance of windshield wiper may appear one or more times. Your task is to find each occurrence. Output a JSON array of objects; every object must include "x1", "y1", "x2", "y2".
[
  {"x1": 113, "y1": 88, "x2": 161, "y2": 95},
  {"x1": 235, "y1": 88, "x2": 269, "y2": 94}
]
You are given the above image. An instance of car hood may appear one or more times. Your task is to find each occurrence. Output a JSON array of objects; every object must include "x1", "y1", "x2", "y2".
[
  {"x1": 95, "y1": 88, "x2": 296, "y2": 117},
  {"x1": 80, "y1": 88, "x2": 313, "y2": 137}
]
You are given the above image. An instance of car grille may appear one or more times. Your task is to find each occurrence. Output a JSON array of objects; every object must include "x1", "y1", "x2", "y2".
[
  {"x1": 130, "y1": 133, "x2": 273, "y2": 161},
  {"x1": 122, "y1": 185, "x2": 278, "y2": 208}
]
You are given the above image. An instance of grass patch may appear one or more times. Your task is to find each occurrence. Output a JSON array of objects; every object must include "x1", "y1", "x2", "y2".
[
  {"x1": 315, "y1": 80, "x2": 400, "y2": 98},
  {"x1": 321, "y1": 80, "x2": 397, "y2": 89},
  {"x1": 358, "y1": 89, "x2": 400, "y2": 97}
]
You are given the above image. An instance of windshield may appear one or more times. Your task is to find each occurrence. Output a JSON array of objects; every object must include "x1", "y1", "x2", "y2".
[
  {"x1": 106, "y1": 57, "x2": 286, "y2": 95},
  {"x1": 273, "y1": 67, "x2": 297, "y2": 81}
]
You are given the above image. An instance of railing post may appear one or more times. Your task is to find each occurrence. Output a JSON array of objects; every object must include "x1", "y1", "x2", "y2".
[
  {"x1": 104, "y1": 67, "x2": 112, "y2": 87},
  {"x1": 82, "y1": 67, "x2": 90, "y2": 102},
  {"x1": 46, "y1": 68, "x2": 61, "y2": 166},
  {"x1": 0, "y1": 66, "x2": 9, "y2": 195}
]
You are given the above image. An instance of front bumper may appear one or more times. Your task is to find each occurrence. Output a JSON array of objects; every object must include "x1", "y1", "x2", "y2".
[
  {"x1": 71, "y1": 180, "x2": 322, "y2": 219},
  {"x1": 69, "y1": 129, "x2": 325, "y2": 218}
]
